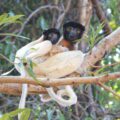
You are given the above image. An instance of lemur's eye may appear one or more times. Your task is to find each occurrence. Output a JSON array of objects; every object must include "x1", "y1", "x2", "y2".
[
  {"x1": 66, "y1": 27, "x2": 72, "y2": 32},
  {"x1": 77, "y1": 29, "x2": 80, "y2": 34},
  {"x1": 48, "y1": 33, "x2": 52, "y2": 38}
]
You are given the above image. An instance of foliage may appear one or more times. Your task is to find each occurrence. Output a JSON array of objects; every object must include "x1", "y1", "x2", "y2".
[
  {"x1": 0, "y1": 109, "x2": 31, "y2": 120},
  {"x1": 86, "y1": 23, "x2": 104, "y2": 49},
  {"x1": 0, "y1": 13, "x2": 23, "y2": 27},
  {"x1": 0, "y1": 13, "x2": 29, "y2": 73}
]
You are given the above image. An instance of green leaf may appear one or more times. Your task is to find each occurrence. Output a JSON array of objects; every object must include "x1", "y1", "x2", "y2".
[
  {"x1": 0, "y1": 13, "x2": 8, "y2": 21},
  {"x1": 25, "y1": 59, "x2": 37, "y2": 80},
  {"x1": 20, "y1": 109, "x2": 31, "y2": 120},
  {"x1": 0, "y1": 116, "x2": 9, "y2": 120},
  {"x1": 24, "y1": 59, "x2": 42, "y2": 84},
  {"x1": 8, "y1": 109, "x2": 25, "y2": 117},
  {"x1": 0, "y1": 13, "x2": 24, "y2": 26},
  {"x1": 0, "y1": 109, "x2": 31, "y2": 120},
  {"x1": 59, "y1": 112, "x2": 65, "y2": 120},
  {"x1": 86, "y1": 23, "x2": 104, "y2": 49}
]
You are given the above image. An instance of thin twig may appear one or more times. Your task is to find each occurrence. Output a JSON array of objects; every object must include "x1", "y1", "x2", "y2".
[
  {"x1": 0, "y1": 53, "x2": 14, "y2": 64},
  {"x1": 18, "y1": 5, "x2": 61, "y2": 35},
  {"x1": 98, "y1": 82, "x2": 120, "y2": 98},
  {"x1": 55, "y1": 0, "x2": 72, "y2": 29},
  {"x1": 90, "y1": 61, "x2": 120, "y2": 69}
]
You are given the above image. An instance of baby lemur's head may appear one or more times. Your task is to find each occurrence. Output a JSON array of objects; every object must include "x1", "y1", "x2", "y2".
[{"x1": 43, "y1": 28, "x2": 60, "y2": 45}]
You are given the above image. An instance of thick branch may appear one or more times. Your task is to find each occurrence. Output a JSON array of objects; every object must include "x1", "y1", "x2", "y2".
[
  {"x1": 0, "y1": 84, "x2": 47, "y2": 95},
  {"x1": 0, "y1": 72, "x2": 120, "y2": 87},
  {"x1": 79, "y1": 1, "x2": 96, "y2": 119},
  {"x1": 79, "y1": 27, "x2": 120, "y2": 73}
]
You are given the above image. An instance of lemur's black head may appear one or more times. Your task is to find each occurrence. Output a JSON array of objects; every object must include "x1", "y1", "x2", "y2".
[
  {"x1": 43, "y1": 28, "x2": 61, "y2": 45},
  {"x1": 63, "y1": 21, "x2": 85, "y2": 44}
]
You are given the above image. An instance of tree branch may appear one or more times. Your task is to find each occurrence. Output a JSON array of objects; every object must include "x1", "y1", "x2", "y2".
[
  {"x1": 79, "y1": 27, "x2": 120, "y2": 73},
  {"x1": 91, "y1": 0, "x2": 112, "y2": 35},
  {"x1": 55, "y1": 0, "x2": 72, "y2": 29},
  {"x1": 0, "y1": 72, "x2": 120, "y2": 88},
  {"x1": 0, "y1": 84, "x2": 47, "y2": 95},
  {"x1": 78, "y1": 0, "x2": 93, "y2": 52},
  {"x1": 79, "y1": 1, "x2": 96, "y2": 119}
]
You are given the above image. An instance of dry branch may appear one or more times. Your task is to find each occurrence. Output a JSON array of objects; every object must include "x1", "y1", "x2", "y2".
[
  {"x1": 0, "y1": 72, "x2": 120, "y2": 95},
  {"x1": 0, "y1": 72, "x2": 120, "y2": 87},
  {"x1": 0, "y1": 84, "x2": 47, "y2": 95}
]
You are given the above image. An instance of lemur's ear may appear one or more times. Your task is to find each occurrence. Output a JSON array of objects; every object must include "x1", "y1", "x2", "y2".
[{"x1": 63, "y1": 21, "x2": 85, "y2": 32}]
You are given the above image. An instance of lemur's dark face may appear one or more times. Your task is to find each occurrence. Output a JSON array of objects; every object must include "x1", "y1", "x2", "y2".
[
  {"x1": 63, "y1": 22, "x2": 85, "y2": 44},
  {"x1": 43, "y1": 28, "x2": 60, "y2": 45}
]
